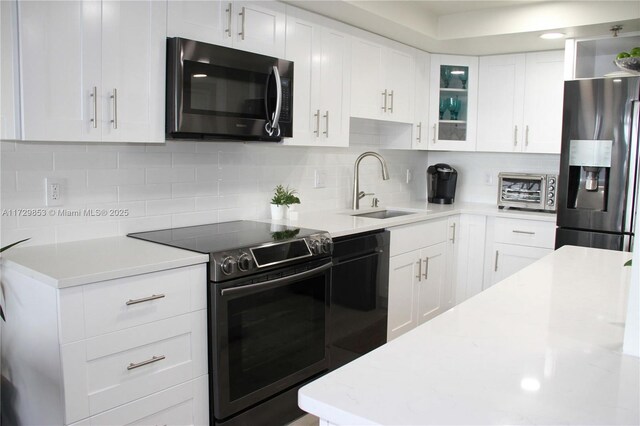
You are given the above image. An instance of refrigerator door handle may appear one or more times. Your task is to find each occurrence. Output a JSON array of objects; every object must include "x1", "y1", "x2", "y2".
[{"x1": 625, "y1": 99, "x2": 640, "y2": 238}]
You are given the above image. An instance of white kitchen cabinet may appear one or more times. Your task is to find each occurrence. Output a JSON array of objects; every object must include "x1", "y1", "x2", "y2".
[
  {"x1": 18, "y1": 0, "x2": 166, "y2": 143},
  {"x1": 387, "y1": 219, "x2": 450, "y2": 340},
  {"x1": 168, "y1": 1, "x2": 285, "y2": 58},
  {"x1": 564, "y1": 33, "x2": 640, "y2": 79},
  {"x1": 1, "y1": 263, "x2": 209, "y2": 425},
  {"x1": 284, "y1": 8, "x2": 350, "y2": 147},
  {"x1": 454, "y1": 214, "x2": 487, "y2": 304},
  {"x1": 485, "y1": 216, "x2": 555, "y2": 287},
  {"x1": 412, "y1": 50, "x2": 431, "y2": 150},
  {"x1": 350, "y1": 36, "x2": 415, "y2": 124},
  {"x1": 1, "y1": 0, "x2": 20, "y2": 140},
  {"x1": 427, "y1": 54, "x2": 478, "y2": 151},
  {"x1": 477, "y1": 50, "x2": 564, "y2": 154}
]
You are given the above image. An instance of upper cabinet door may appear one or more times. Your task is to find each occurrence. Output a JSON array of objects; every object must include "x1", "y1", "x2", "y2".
[
  {"x1": 101, "y1": 0, "x2": 166, "y2": 142},
  {"x1": 476, "y1": 54, "x2": 526, "y2": 152},
  {"x1": 350, "y1": 37, "x2": 385, "y2": 120},
  {"x1": 167, "y1": 1, "x2": 231, "y2": 46},
  {"x1": 384, "y1": 46, "x2": 414, "y2": 123},
  {"x1": 428, "y1": 54, "x2": 478, "y2": 151},
  {"x1": 522, "y1": 50, "x2": 564, "y2": 154},
  {"x1": 412, "y1": 51, "x2": 431, "y2": 150},
  {"x1": 232, "y1": 1, "x2": 285, "y2": 58},
  {"x1": 18, "y1": 0, "x2": 101, "y2": 142}
]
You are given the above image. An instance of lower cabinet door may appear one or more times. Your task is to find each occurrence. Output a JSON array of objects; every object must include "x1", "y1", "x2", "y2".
[
  {"x1": 416, "y1": 242, "x2": 447, "y2": 325},
  {"x1": 67, "y1": 375, "x2": 209, "y2": 426},
  {"x1": 61, "y1": 311, "x2": 207, "y2": 423},
  {"x1": 490, "y1": 243, "x2": 552, "y2": 286},
  {"x1": 387, "y1": 250, "x2": 420, "y2": 340}
]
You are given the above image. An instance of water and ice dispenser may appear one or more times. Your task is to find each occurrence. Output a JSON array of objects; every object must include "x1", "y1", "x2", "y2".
[{"x1": 566, "y1": 139, "x2": 613, "y2": 211}]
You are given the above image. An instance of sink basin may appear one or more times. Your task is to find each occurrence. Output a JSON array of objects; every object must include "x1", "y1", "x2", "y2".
[{"x1": 352, "y1": 209, "x2": 417, "y2": 219}]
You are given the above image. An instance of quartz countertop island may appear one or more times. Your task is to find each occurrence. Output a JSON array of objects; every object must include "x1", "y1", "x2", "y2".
[{"x1": 298, "y1": 246, "x2": 638, "y2": 425}]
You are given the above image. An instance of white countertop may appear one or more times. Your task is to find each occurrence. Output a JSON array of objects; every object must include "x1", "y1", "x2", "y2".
[
  {"x1": 298, "y1": 246, "x2": 638, "y2": 425},
  {"x1": 1, "y1": 237, "x2": 209, "y2": 288},
  {"x1": 269, "y1": 202, "x2": 556, "y2": 238}
]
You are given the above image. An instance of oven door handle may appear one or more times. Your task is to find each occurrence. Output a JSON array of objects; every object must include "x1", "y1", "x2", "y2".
[{"x1": 220, "y1": 261, "x2": 332, "y2": 297}]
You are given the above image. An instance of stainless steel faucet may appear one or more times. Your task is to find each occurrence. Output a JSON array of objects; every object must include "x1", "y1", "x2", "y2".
[{"x1": 352, "y1": 151, "x2": 390, "y2": 210}]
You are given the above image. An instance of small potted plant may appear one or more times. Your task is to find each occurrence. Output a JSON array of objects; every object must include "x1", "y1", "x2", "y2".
[{"x1": 270, "y1": 185, "x2": 300, "y2": 220}]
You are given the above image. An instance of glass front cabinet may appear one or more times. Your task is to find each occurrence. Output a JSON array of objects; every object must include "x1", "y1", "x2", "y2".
[{"x1": 428, "y1": 55, "x2": 478, "y2": 151}]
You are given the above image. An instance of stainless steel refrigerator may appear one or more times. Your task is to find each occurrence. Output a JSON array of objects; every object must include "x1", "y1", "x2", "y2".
[{"x1": 556, "y1": 77, "x2": 640, "y2": 251}]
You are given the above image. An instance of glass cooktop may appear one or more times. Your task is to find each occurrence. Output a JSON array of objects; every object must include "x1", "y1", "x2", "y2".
[{"x1": 128, "y1": 220, "x2": 323, "y2": 254}]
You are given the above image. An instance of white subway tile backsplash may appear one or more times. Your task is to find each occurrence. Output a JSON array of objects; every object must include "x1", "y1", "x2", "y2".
[
  {"x1": 2, "y1": 152, "x2": 54, "y2": 171},
  {"x1": 55, "y1": 152, "x2": 117, "y2": 170},
  {"x1": 146, "y1": 198, "x2": 195, "y2": 216},
  {"x1": 4, "y1": 127, "x2": 556, "y2": 246},
  {"x1": 172, "y1": 182, "x2": 218, "y2": 198},
  {"x1": 87, "y1": 169, "x2": 144, "y2": 187},
  {"x1": 118, "y1": 152, "x2": 171, "y2": 168},
  {"x1": 147, "y1": 167, "x2": 195, "y2": 184},
  {"x1": 118, "y1": 184, "x2": 171, "y2": 202}
]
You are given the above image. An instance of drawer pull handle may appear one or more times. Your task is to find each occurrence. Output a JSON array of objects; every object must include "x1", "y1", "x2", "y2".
[
  {"x1": 423, "y1": 257, "x2": 429, "y2": 280},
  {"x1": 127, "y1": 355, "x2": 165, "y2": 371},
  {"x1": 125, "y1": 294, "x2": 165, "y2": 306},
  {"x1": 512, "y1": 230, "x2": 535, "y2": 235},
  {"x1": 416, "y1": 259, "x2": 422, "y2": 281}
]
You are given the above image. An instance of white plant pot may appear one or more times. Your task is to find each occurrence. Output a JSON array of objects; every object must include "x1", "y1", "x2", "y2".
[{"x1": 270, "y1": 204, "x2": 286, "y2": 220}]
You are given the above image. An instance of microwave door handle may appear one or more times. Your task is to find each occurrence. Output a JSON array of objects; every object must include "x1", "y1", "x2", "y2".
[{"x1": 271, "y1": 66, "x2": 282, "y2": 134}]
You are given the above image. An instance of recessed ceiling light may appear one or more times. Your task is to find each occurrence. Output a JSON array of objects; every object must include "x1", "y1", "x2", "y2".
[
  {"x1": 451, "y1": 70, "x2": 465, "y2": 75},
  {"x1": 540, "y1": 32, "x2": 565, "y2": 40}
]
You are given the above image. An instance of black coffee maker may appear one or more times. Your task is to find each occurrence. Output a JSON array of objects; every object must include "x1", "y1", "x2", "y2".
[{"x1": 427, "y1": 164, "x2": 458, "y2": 204}]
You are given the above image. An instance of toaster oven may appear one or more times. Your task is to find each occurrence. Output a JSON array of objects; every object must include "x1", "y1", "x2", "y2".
[{"x1": 498, "y1": 173, "x2": 557, "y2": 212}]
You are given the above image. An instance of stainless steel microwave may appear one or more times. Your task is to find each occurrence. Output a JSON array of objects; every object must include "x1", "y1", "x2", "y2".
[
  {"x1": 498, "y1": 173, "x2": 557, "y2": 212},
  {"x1": 166, "y1": 37, "x2": 293, "y2": 141}
]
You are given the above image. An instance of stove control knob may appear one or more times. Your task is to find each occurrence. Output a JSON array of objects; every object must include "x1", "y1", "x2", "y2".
[
  {"x1": 548, "y1": 186, "x2": 555, "y2": 192},
  {"x1": 548, "y1": 178, "x2": 556, "y2": 185},
  {"x1": 321, "y1": 238, "x2": 332, "y2": 254},
  {"x1": 547, "y1": 199, "x2": 554, "y2": 206},
  {"x1": 237, "y1": 253, "x2": 251, "y2": 272},
  {"x1": 309, "y1": 239, "x2": 321, "y2": 255},
  {"x1": 548, "y1": 191, "x2": 554, "y2": 198},
  {"x1": 220, "y1": 256, "x2": 235, "y2": 275}
]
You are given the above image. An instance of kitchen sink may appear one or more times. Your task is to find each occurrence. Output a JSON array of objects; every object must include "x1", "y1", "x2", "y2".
[{"x1": 351, "y1": 209, "x2": 418, "y2": 219}]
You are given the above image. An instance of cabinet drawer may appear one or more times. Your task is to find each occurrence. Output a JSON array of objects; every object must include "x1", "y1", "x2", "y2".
[
  {"x1": 493, "y1": 217, "x2": 555, "y2": 249},
  {"x1": 60, "y1": 264, "x2": 206, "y2": 342},
  {"x1": 62, "y1": 311, "x2": 207, "y2": 423},
  {"x1": 68, "y1": 375, "x2": 209, "y2": 426},
  {"x1": 390, "y1": 219, "x2": 447, "y2": 256}
]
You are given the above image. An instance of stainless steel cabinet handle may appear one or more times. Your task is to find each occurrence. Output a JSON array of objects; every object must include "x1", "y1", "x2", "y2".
[
  {"x1": 416, "y1": 122, "x2": 422, "y2": 143},
  {"x1": 388, "y1": 90, "x2": 394, "y2": 113},
  {"x1": 450, "y1": 222, "x2": 456, "y2": 243},
  {"x1": 381, "y1": 90, "x2": 388, "y2": 112},
  {"x1": 514, "y1": 125, "x2": 518, "y2": 146},
  {"x1": 110, "y1": 88, "x2": 118, "y2": 129},
  {"x1": 416, "y1": 259, "x2": 422, "y2": 281},
  {"x1": 313, "y1": 109, "x2": 320, "y2": 136},
  {"x1": 423, "y1": 257, "x2": 429, "y2": 280},
  {"x1": 90, "y1": 86, "x2": 97, "y2": 129},
  {"x1": 432, "y1": 123, "x2": 437, "y2": 143},
  {"x1": 512, "y1": 230, "x2": 535, "y2": 235},
  {"x1": 322, "y1": 111, "x2": 329, "y2": 137},
  {"x1": 238, "y1": 6, "x2": 245, "y2": 40},
  {"x1": 125, "y1": 293, "x2": 165, "y2": 306},
  {"x1": 494, "y1": 250, "x2": 499, "y2": 272},
  {"x1": 127, "y1": 355, "x2": 165, "y2": 371},
  {"x1": 225, "y1": 3, "x2": 232, "y2": 37},
  {"x1": 525, "y1": 125, "x2": 530, "y2": 147}
]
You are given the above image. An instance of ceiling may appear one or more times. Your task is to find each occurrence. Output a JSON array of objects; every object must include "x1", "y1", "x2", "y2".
[{"x1": 283, "y1": 1, "x2": 640, "y2": 55}]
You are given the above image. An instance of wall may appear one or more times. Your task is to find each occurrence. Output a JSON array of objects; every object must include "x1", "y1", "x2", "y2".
[
  {"x1": 0, "y1": 122, "x2": 427, "y2": 246},
  {"x1": 426, "y1": 151, "x2": 560, "y2": 203}
]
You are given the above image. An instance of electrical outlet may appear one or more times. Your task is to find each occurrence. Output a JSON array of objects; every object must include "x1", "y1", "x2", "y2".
[
  {"x1": 314, "y1": 170, "x2": 327, "y2": 189},
  {"x1": 485, "y1": 172, "x2": 494, "y2": 186},
  {"x1": 45, "y1": 178, "x2": 63, "y2": 206}
]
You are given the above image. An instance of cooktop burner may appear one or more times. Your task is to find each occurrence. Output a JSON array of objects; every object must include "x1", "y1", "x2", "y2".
[{"x1": 128, "y1": 220, "x2": 332, "y2": 281}]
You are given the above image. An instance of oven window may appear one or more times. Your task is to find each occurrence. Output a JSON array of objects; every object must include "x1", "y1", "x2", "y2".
[
  {"x1": 227, "y1": 275, "x2": 326, "y2": 401},
  {"x1": 501, "y1": 178, "x2": 542, "y2": 204},
  {"x1": 183, "y1": 60, "x2": 267, "y2": 119}
]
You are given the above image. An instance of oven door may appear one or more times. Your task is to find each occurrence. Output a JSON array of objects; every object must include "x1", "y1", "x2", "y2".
[
  {"x1": 167, "y1": 37, "x2": 293, "y2": 140},
  {"x1": 498, "y1": 173, "x2": 546, "y2": 210},
  {"x1": 211, "y1": 258, "x2": 331, "y2": 421}
]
